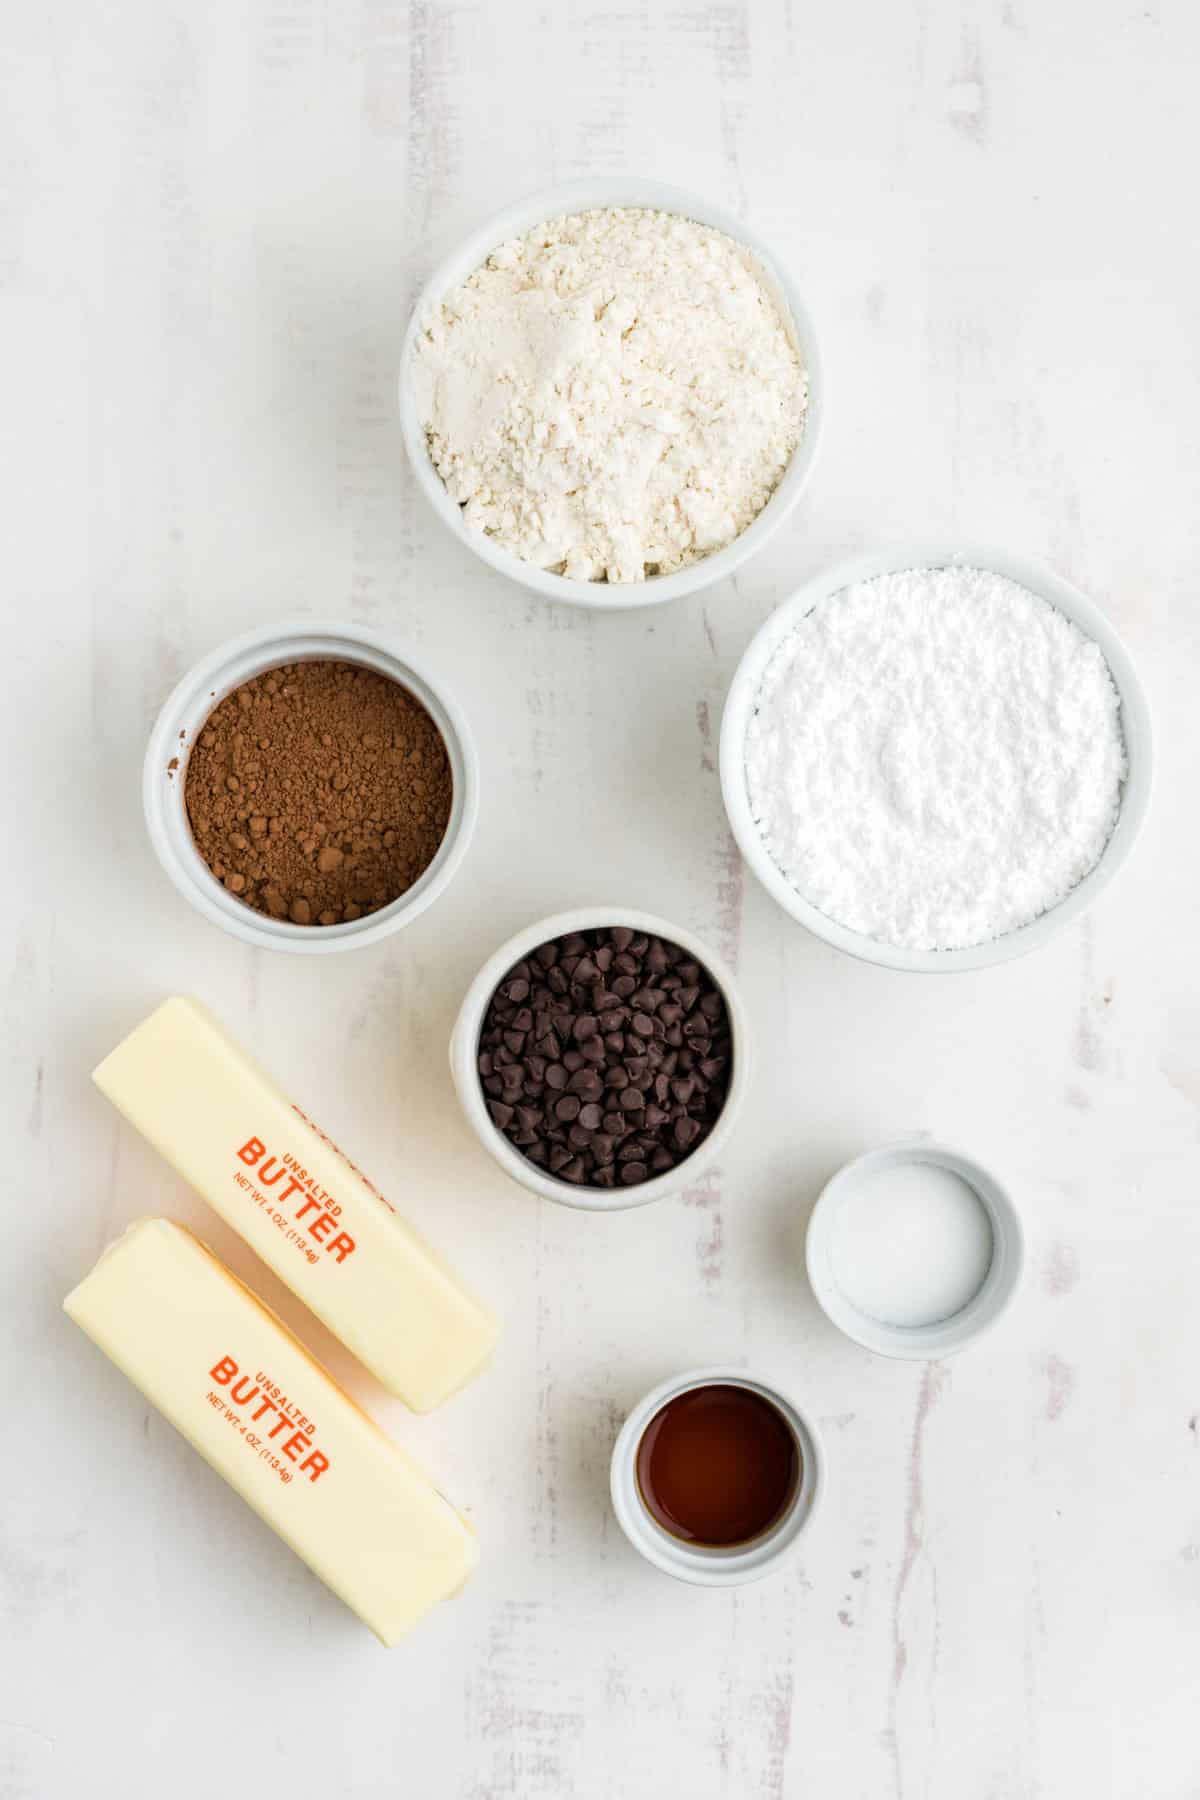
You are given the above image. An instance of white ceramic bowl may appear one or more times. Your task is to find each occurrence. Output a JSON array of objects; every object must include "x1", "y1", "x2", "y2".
[
  {"x1": 720, "y1": 544, "x2": 1154, "y2": 972},
  {"x1": 609, "y1": 1367, "x2": 824, "y2": 1586},
  {"x1": 805, "y1": 1141, "x2": 1024, "y2": 1359},
  {"x1": 144, "y1": 619, "x2": 479, "y2": 954},
  {"x1": 448, "y1": 908, "x2": 750, "y2": 1211},
  {"x1": 399, "y1": 178, "x2": 823, "y2": 611}
]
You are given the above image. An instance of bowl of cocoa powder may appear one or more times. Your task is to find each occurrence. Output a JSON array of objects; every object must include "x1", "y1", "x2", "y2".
[
  {"x1": 449, "y1": 910, "x2": 750, "y2": 1211},
  {"x1": 144, "y1": 620, "x2": 478, "y2": 952}
]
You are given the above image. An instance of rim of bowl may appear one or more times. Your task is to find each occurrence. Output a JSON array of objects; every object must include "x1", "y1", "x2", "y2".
[
  {"x1": 143, "y1": 617, "x2": 479, "y2": 954},
  {"x1": 448, "y1": 907, "x2": 751, "y2": 1211},
  {"x1": 609, "y1": 1365, "x2": 825, "y2": 1586},
  {"x1": 804, "y1": 1140, "x2": 1025, "y2": 1360},
  {"x1": 398, "y1": 177, "x2": 824, "y2": 611},
  {"x1": 719, "y1": 543, "x2": 1154, "y2": 972}
]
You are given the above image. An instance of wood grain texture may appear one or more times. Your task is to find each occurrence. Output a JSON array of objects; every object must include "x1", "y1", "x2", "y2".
[{"x1": 2, "y1": 2, "x2": 1198, "y2": 1795}]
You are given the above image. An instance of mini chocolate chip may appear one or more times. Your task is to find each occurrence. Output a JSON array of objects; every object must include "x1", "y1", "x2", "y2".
[
  {"x1": 545, "y1": 1063, "x2": 569, "y2": 1090},
  {"x1": 620, "y1": 1161, "x2": 648, "y2": 1184},
  {"x1": 555, "y1": 1095, "x2": 581, "y2": 1122},
  {"x1": 674, "y1": 1116, "x2": 702, "y2": 1150},
  {"x1": 578, "y1": 1103, "x2": 603, "y2": 1130},
  {"x1": 487, "y1": 1101, "x2": 513, "y2": 1129}
]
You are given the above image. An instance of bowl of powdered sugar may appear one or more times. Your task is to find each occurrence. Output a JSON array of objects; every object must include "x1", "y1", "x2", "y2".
[
  {"x1": 720, "y1": 547, "x2": 1152, "y2": 971},
  {"x1": 400, "y1": 180, "x2": 820, "y2": 607}
]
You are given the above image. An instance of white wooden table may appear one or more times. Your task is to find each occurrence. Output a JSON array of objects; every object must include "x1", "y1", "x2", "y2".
[{"x1": 3, "y1": 4, "x2": 1198, "y2": 1795}]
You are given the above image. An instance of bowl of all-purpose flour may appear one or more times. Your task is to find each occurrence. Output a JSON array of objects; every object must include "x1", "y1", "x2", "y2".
[
  {"x1": 400, "y1": 180, "x2": 821, "y2": 608},
  {"x1": 720, "y1": 547, "x2": 1152, "y2": 971}
]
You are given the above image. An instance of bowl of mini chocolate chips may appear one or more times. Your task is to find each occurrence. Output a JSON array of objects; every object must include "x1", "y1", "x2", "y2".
[
  {"x1": 144, "y1": 619, "x2": 478, "y2": 952},
  {"x1": 450, "y1": 910, "x2": 749, "y2": 1211}
]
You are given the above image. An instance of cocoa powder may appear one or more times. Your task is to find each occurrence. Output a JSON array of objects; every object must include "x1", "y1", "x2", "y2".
[{"x1": 183, "y1": 660, "x2": 452, "y2": 925}]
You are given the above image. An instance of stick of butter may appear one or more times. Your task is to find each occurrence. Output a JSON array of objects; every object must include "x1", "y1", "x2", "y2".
[
  {"x1": 93, "y1": 997, "x2": 497, "y2": 1412},
  {"x1": 64, "y1": 1219, "x2": 478, "y2": 1646}
]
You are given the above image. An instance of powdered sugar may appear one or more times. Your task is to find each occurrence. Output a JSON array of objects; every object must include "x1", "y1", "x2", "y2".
[
  {"x1": 744, "y1": 566, "x2": 1127, "y2": 951},
  {"x1": 412, "y1": 207, "x2": 807, "y2": 584}
]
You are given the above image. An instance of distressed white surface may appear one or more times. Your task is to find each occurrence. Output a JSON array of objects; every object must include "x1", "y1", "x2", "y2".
[{"x1": 2, "y1": 4, "x2": 1198, "y2": 1797}]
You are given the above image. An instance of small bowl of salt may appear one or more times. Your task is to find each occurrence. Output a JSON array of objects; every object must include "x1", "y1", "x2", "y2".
[
  {"x1": 805, "y1": 1141, "x2": 1024, "y2": 1359},
  {"x1": 720, "y1": 545, "x2": 1153, "y2": 971}
]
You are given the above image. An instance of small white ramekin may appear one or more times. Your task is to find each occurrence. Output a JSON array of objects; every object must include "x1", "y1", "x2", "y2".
[
  {"x1": 719, "y1": 544, "x2": 1154, "y2": 972},
  {"x1": 609, "y1": 1367, "x2": 824, "y2": 1586},
  {"x1": 805, "y1": 1141, "x2": 1024, "y2": 1360},
  {"x1": 448, "y1": 908, "x2": 749, "y2": 1212},
  {"x1": 144, "y1": 619, "x2": 479, "y2": 954},
  {"x1": 399, "y1": 177, "x2": 823, "y2": 611}
]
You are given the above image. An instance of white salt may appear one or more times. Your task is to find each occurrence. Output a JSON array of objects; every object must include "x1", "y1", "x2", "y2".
[
  {"x1": 828, "y1": 1161, "x2": 994, "y2": 1329},
  {"x1": 744, "y1": 565, "x2": 1127, "y2": 950}
]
